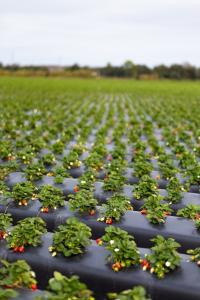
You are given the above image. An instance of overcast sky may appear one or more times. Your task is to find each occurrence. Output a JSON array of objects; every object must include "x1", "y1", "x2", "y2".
[{"x1": 0, "y1": 0, "x2": 200, "y2": 66}]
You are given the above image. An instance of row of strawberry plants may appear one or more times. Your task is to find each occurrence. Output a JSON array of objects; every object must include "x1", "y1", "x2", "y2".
[
  {"x1": 1, "y1": 174, "x2": 200, "y2": 222},
  {"x1": 1, "y1": 194, "x2": 200, "y2": 253},
  {"x1": 0, "y1": 218, "x2": 199, "y2": 299},
  {"x1": 0, "y1": 258, "x2": 150, "y2": 300}
]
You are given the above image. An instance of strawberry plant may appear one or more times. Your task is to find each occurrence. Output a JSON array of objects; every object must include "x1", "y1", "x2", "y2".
[
  {"x1": 49, "y1": 218, "x2": 91, "y2": 257},
  {"x1": 0, "y1": 288, "x2": 17, "y2": 299},
  {"x1": 187, "y1": 248, "x2": 200, "y2": 267},
  {"x1": 111, "y1": 144, "x2": 126, "y2": 160},
  {"x1": 35, "y1": 271, "x2": 94, "y2": 300},
  {"x1": 25, "y1": 162, "x2": 46, "y2": 181},
  {"x1": 166, "y1": 177, "x2": 183, "y2": 203},
  {"x1": 12, "y1": 181, "x2": 36, "y2": 206},
  {"x1": 173, "y1": 143, "x2": 185, "y2": 156},
  {"x1": 177, "y1": 204, "x2": 200, "y2": 230},
  {"x1": 133, "y1": 175, "x2": 158, "y2": 200},
  {"x1": 78, "y1": 170, "x2": 96, "y2": 190},
  {"x1": 98, "y1": 194, "x2": 132, "y2": 223},
  {"x1": 0, "y1": 181, "x2": 11, "y2": 200},
  {"x1": 38, "y1": 185, "x2": 65, "y2": 211},
  {"x1": 141, "y1": 194, "x2": 172, "y2": 224},
  {"x1": 158, "y1": 161, "x2": 177, "y2": 180},
  {"x1": 107, "y1": 286, "x2": 151, "y2": 300},
  {"x1": 0, "y1": 259, "x2": 37, "y2": 290},
  {"x1": 141, "y1": 235, "x2": 181, "y2": 278},
  {"x1": 40, "y1": 153, "x2": 56, "y2": 166},
  {"x1": 17, "y1": 147, "x2": 35, "y2": 165},
  {"x1": 84, "y1": 152, "x2": 104, "y2": 171},
  {"x1": 63, "y1": 151, "x2": 81, "y2": 169},
  {"x1": 68, "y1": 189, "x2": 97, "y2": 215},
  {"x1": 51, "y1": 140, "x2": 65, "y2": 154},
  {"x1": 177, "y1": 204, "x2": 200, "y2": 220},
  {"x1": 0, "y1": 161, "x2": 19, "y2": 181},
  {"x1": 0, "y1": 141, "x2": 14, "y2": 161},
  {"x1": 106, "y1": 160, "x2": 126, "y2": 173},
  {"x1": 0, "y1": 213, "x2": 12, "y2": 239},
  {"x1": 28, "y1": 137, "x2": 46, "y2": 153},
  {"x1": 184, "y1": 163, "x2": 200, "y2": 185},
  {"x1": 179, "y1": 151, "x2": 196, "y2": 169},
  {"x1": 7, "y1": 217, "x2": 47, "y2": 252},
  {"x1": 72, "y1": 143, "x2": 87, "y2": 155},
  {"x1": 133, "y1": 140, "x2": 146, "y2": 154},
  {"x1": 133, "y1": 159, "x2": 153, "y2": 178},
  {"x1": 99, "y1": 226, "x2": 140, "y2": 271},
  {"x1": 92, "y1": 143, "x2": 107, "y2": 157},
  {"x1": 103, "y1": 172, "x2": 126, "y2": 192},
  {"x1": 53, "y1": 166, "x2": 69, "y2": 184}
]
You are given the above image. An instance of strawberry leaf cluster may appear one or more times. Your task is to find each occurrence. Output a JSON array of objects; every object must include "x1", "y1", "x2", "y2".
[{"x1": 49, "y1": 218, "x2": 91, "y2": 257}]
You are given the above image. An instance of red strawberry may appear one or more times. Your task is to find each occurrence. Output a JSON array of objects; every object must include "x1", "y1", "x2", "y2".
[
  {"x1": 140, "y1": 259, "x2": 151, "y2": 270},
  {"x1": 96, "y1": 238, "x2": 103, "y2": 245},
  {"x1": 13, "y1": 246, "x2": 19, "y2": 252},
  {"x1": 31, "y1": 284, "x2": 37, "y2": 291},
  {"x1": 106, "y1": 218, "x2": 113, "y2": 225},
  {"x1": 163, "y1": 211, "x2": 170, "y2": 216},
  {"x1": 41, "y1": 207, "x2": 49, "y2": 213},
  {"x1": 140, "y1": 209, "x2": 147, "y2": 215},
  {"x1": 112, "y1": 262, "x2": 122, "y2": 272},
  {"x1": 18, "y1": 245, "x2": 25, "y2": 253},
  {"x1": 89, "y1": 209, "x2": 96, "y2": 216},
  {"x1": 0, "y1": 231, "x2": 5, "y2": 239},
  {"x1": 195, "y1": 213, "x2": 200, "y2": 220},
  {"x1": 74, "y1": 185, "x2": 79, "y2": 193}
]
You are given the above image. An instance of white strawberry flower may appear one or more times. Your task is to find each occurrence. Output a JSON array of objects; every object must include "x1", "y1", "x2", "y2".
[
  {"x1": 31, "y1": 271, "x2": 36, "y2": 278},
  {"x1": 165, "y1": 261, "x2": 171, "y2": 267}
]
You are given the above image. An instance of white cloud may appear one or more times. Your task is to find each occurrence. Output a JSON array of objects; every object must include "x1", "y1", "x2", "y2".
[{"x1": 0, "y1": 0, "x2": 200, "y2": 66}]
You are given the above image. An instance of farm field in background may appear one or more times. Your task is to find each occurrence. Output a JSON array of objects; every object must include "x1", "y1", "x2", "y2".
[{"x1": 0, "y1": 77, "x2": 200, "y2": 300}]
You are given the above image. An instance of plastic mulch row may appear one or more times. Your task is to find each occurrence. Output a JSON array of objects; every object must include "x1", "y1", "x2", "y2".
[{"x1": 0, "y1": 234, "x2": 200, "y2": 300}]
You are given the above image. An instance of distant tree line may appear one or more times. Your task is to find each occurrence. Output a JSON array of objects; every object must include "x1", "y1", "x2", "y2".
[{"x1": 0, "y1": 61, "x2": 200, "y2": 80}]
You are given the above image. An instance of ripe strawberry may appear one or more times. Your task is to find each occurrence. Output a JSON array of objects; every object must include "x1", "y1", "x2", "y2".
[
  {"x1": 74, "y1": 185, "x2": 79, "y2": 193},
  {"x1": 31, "y1": 283, "x2": 37, "y2": 291},
  {"x1": 195, "y1": 213, "x2": 200, "y2": 220},
  {"x1": 112, "y1": 262, "x2": 122, "y2": 272},
  {"x1": 140, "y1": 259, "x2": 151, "y2": 270},
  {"x1": 0, "y1": 231, "x2": 5, "y2": 239},
  {"x1": 18, "y1": 245, "x2": 25, "y2": 253},
  {"x1": 96, "y1": 238, "x2": 103, "y2": 246},
  {"x1": 41, "y1": 207, "x2": 49, "y2": 213},
  {"x1": 4, "y1": 285, "x2": 13, "y2": 289},
  {"x1": 163, "y1": 211, "x2": 170, "y2": 216},
  {"x1": 89, "y1": 209, "x2": 96, "y2": 216},
  {"x1": 140, "y1": 209, "x2": 147, "y2": 215},
  {"x1": 106, "y1": 218, "x2": 113, "y2": 225},
  {"x1": 13, "y1": 246, "x2": 19, "y2": 252}
]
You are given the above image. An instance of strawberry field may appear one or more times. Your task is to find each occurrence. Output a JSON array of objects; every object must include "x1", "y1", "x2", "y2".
[{"x1": 0, "y1": 77, "x2": 200, "y2": 300}]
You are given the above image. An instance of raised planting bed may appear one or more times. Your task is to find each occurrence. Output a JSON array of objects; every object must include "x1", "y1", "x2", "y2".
[
  {"x1": 0, "y1": 202, "x2": 200, "y2": 253},
  {"x1": 4, "y1": 173, "x2": 200, "y2": 212},
  {"x1": 0, "y1": 234, "x2": 200, "y2": 300}
]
